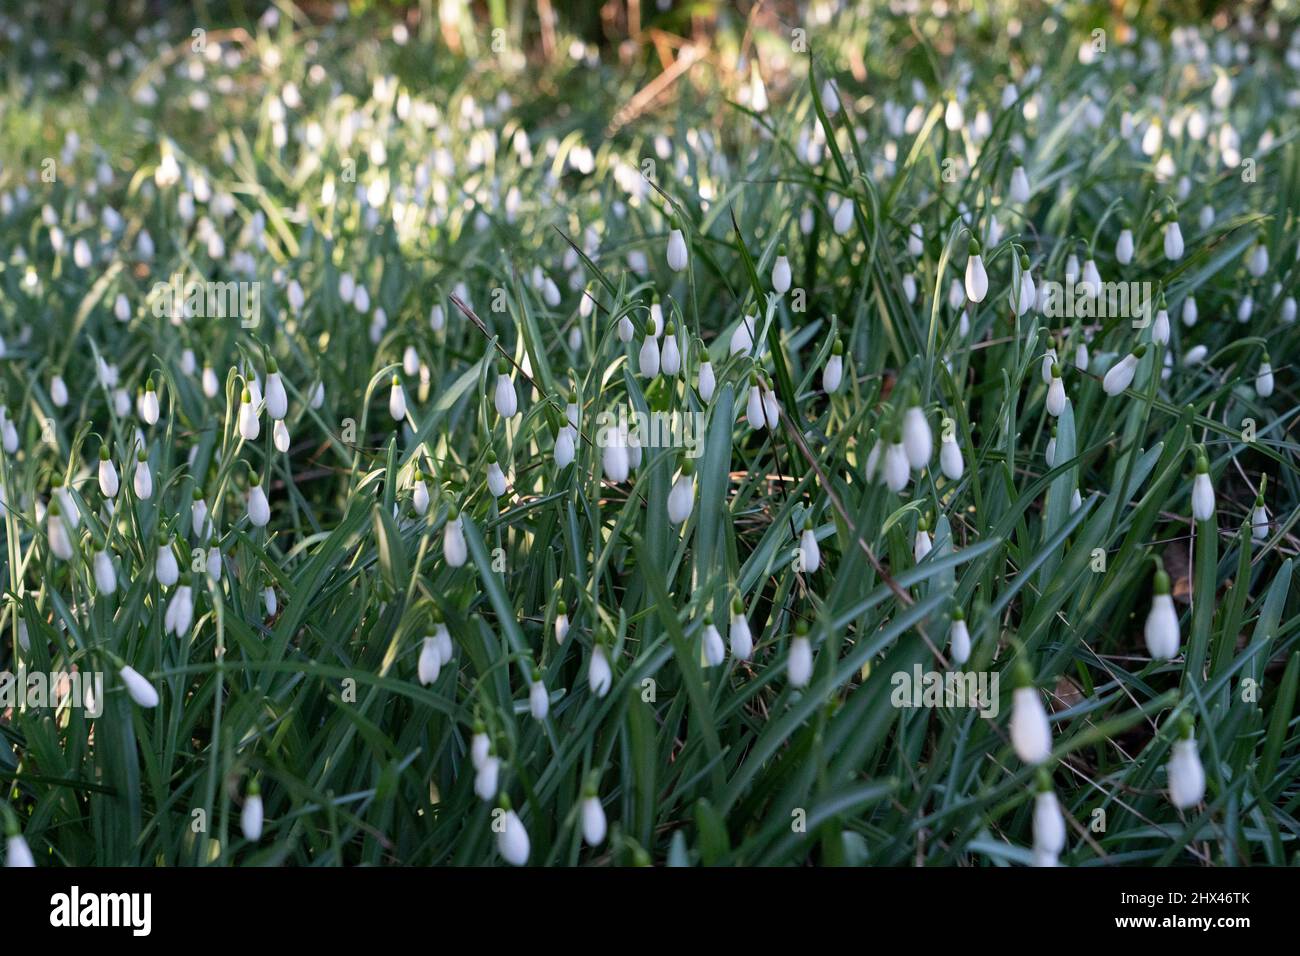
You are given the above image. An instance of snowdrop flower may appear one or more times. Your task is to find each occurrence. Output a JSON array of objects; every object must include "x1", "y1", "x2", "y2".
[
  {"x1": 799, "y1": 517, "x2": 821, "y2": 574},
  {"x1": 823, "y1": 340, "x2": 844, "y2": 394},
  {"x1": 944, "y1": 97, "x2": 964, "y2": 131},
  {"x1": 475, "y1": 755, "x2": 500, "y2": 802},
  {"x1": 51, "y1": 374, "x2": 68, "y2": 407},
  {"x1": 241, "y1": 781, "x2": 263, "y2": 842},
  {"x1": 1116, "y1": 228, "x2": 1134, "y2": 265},
  {"x1": 140, "y1": 381, "x2": 159, "y2": 425},
  {"x1": 1046, "y1": 426, "x2": 1057, "y2": 467},
  {"x1": 746, "y1": 377, "x2": 765, "y2": 429},
  {"x1": 668, "y1": 460, "x2": 695, "y2": 525},
  {"x1": 1046, "y1": 365, "x2": 1066, "y2": 417},
  {"x1": 47, "y1": 502, "x2": 74, "y2": 561},
  {"x1": 1009, "y1": 163, "x2": 1030, "y2": 203},
  {"x1": 832, "y1": 197, "x2": 855, "y2": 235},
  {"x1": 700, "y1": 616, "x2": 725, "y2": 667},
  {"x1": 729, "y1": 598, "x2": 753, "y2": 661},
  {"x1": 1144, "y1": 566, "x2": 1180, "y2": 660},
  {"x1": 1009, "y1": 663, "x2": 1052, "y2": 764},
  {"x1": 760, "y1": 381, "x2": 780, "y2": 430},
  {"x1": 771, "y1": 245, "x2": 791, "y2": 294},
  {"x1": 265, "y1": 363, "x2": 288, "y2": 419},
  {"x1": 617, "y1": 314, "x2": 634, "y2": 342},
  {"x1": 698, "y1": 343, "x2": 716, "y2": 402},
  {"x1": 133, "y1": 449, "x2": 153, "y2": 499},
  {"x1": 387, "y1": 376, "x2": 407, "y2": 422},
  {"x1": 418, "y1": 636, "x2": 441, "y2": 685},
  {"x1": 964, "y1": 239, "x2": 988, "y2": 303},
  {"x1": 155, "y1": 540, "x2": 179, "y2": 587},
  {"x1": 554, "y1": 424, "x2": 576, "y2": 470},
  {"x1": 666, "y1": 217, "x2": 688, "y2": 272},
  {"x1": 1237, "y1": 294, "x2": 1253, "y2": 323},
  {"x1": 529, "y1": 669, "x2": 549, "y2": 720},
  {"x1": 202, "y1": 366, "x2": 219, "y2": 398},
  {"x1": 443, "y1": 510, "x2": 467, "y2": 567},
  {"x1": 192, "y1": 491, "x2": 211, "y2": 540},
  {"x1": 588, "y1": 642, "x2": 612, "y2": 697},
  {"x1": 884, "y1": 433, "x2": 910, "y2": 493},
  {"x1": 1102, "y1": 345, "x2": 1146, "y2": 396},
  {"x1": 788, "y1": 622, "x2": 813, "y2": 688},
  {"x1": 1011, "y1": 255, "x2": 1035, "y2": 316},
  {"x1": 948, "y1": 608, "x2": 970, "y2": 665},
  {"x1": 940, "y1": 429, "x2": 964, "y2": 480},
  {"x1": 913, "y1": 516, "x2": 933, "y2": 563},
  {"x1": 638, "y1": 328, "x2": 661, "y2": 378},
  {"x1": 1256, "y1": 353, "x2": 1274, "y2": 397},
  {"x1": 908, "y1": 222, "x2": 924, "y2": 257},
  {"x1": 902, "y1": 400, "x2": 932, "y2": 470},
  {"x1": 1151, "y1": 299, "x2": 1170, "y2": 346},
  {"x1": 165, "y1": 584, "x2": 194, "y2": 637},
  {"x1": 114, "y1": 293, "x2": 131, "y2": 322},
  {"x1": 1080, "y1": 259, "x2": 1101, "y2": 298},
  {"x1": 1247, "y1": 243, "x2": 1269, "y2": 278},
  {"x1": 486, "y1": 452, "x2": 508, "y2": 497},
  {"x1": 1167, "y1": 715, "x2": 1206, "y2": 810},
  {"x1": 581, "y1": 785, "x2": 607, "y2": 846},
  {"x1": 554, "y1": 600, "x2": 570, "y2": 644},
  {"x1": 661, "y1": 322, "x2": 682, "y2": 376},
  {"x1": 1281, "y1": 297, "x2": 1296, "y2": 324},
  {"x1": 729, "y1": 314, "x2": 757, "y2": 356},
  {"x1": 496, "y1": 796, "x2": 530, "y2": 865},
  {"x1": 1183, "y1": 344, "x2": 1208, "y2": 366},
  {"x1": 5, "y1": 821, "x2": 34, "y2": 868},
  {"x1": 1163, "y1": 220, "x2": 1184, "y2": 260},
  {"x1": 1251, "y1": 482, "x2": 1269, "y2": 543},
  {"x1": 1191, "y1": 452, "x2": 1215, "y2": 523},
  {"x1": 470, "y1": 724, "x2": 491, "y2": 770},
  {"x1": 1032, "y1": 773, "x2": 1066, "y2": 868},
  {"x1": 247, "y1": 474, "x2": 271, "y2": 528},
  {"x1": 263, "y1": 587, "x2": 278, "y2": 617},
  {"x1": 98, "y1": 447, "x2": 119, "y2": 498},
  {"x1": 238, "y1": 388, "x2": 260, "y2": 441},
  {"x1": 120, "y1": 664, "x2": 159, "y2": 708},
  {"x1": 93, "y1": 548, "x2": 117, "y2": 594},
  {"x1": 273, "y1": 419, "x2": 290, "y2": 453},
  {"x1": 493, "y1": 360, "x2": 518, "y2": 418}
]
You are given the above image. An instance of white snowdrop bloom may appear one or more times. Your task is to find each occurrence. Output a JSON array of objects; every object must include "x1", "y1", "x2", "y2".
[
  {"x1": 47, "y1": 504, "x2": 74, "y2": 561},
  {"x1": 798, "y1": 517, "x2": 821, "y2": 574},
  {"x1": 902, "y1": 404, "x2": 932, "y2": 469},
  {"x1": 1032, "y1": 784, "x2": 1066, "y2": 868},
  {"x1": 265, "y1": 369, "x2": 288, "y2": 419},
  {"x1": 238, "y1": 388, "x2": 260, "y2": 441},
  {"x1": 93, "y1": 549, "x2": 117, "y2": 594},
  {"x1": 1040, "y1": 348, "x2": 1058, "y2": 384},
  {"x1": 1144, "y1": 568, "x2": 1180, "y2": 660},
  {"x1": 50, "y1": 374, "x2": 69, "y2": 407},
  {"x1": 944, "y1": 97, "x2": 964, "y2": 131},
  {"x1": 761, "y1": 383, "x2": 780, "y2": 430},
  {"x1": 1183, "y1": 344, "x2": 1208, "y2": 366},
  {"x1": 701, "y1": 617, "x2": 725, "y2": 667},
  {"x1": 429, "y1": 302, "x2": 446, "y2": 332},
  {"x1": 493, "y1": 363, "x2": 518, "y2": 418},
  {"x1": 486, "y1": 454, "x2": 508, "y2": 498},
  {"x1": 309, "y1": 382, "x2": 325, "y2": 409},
  {"x1": 1191, "y1": 454, "x2": 1215, "y2": 523},
  {"x1": 832, "y1": 197, "x2": 855, "y2": 235},
  {"x1": 287, "y1": 279, "x2": 305, "y2": 313},
  {"x1": 388, "y1": 376, "x2": 407, "y2": 422},
  {"x1": 638, "y1": 332, "x2": 661, "y2": 378},
  {"x1": 165, "y1": 584, "x2": 194, "y2": 637},
  {"x1": 529, "y1": 675, "x2": 549, "y2": 720},
  {"x1": 666, "y1": 224, "x2": 688, "y2": 272},
  {"x1": 5, "y1": 830, "x2": 35, "y2": 868},
  {"x1": 908, "y1": 223, "x2": 924, "y2": 257},
  {"x1": 140, "y1": 383, "x2": 159, "y2": 424},
  {"x1": 913, "y1": 524, "x2": 932, "y2": 563},
  {"x1": 202, "y1": 366, "x2": 219, "y2": 398},
  {"x1": 1281, "y1": 297, "x2": 1296, "y2": 324},
  {"x1": 667, "y1": 463, "x2": 695, "y2": 525},
  {"x1": 1237, "y1": 294, "x2": 1253, "y2": 323},
  {"x1": 263, "y1": 587, "x2": 277, "y2": 617},
  {"x1": 884, "y1": 440, "x2": 910, "y2": 493},
  {"x1": 1163, "y1": 221, "x2": 1184, "y2": 260},
  {"x1": 1152, "y1": 306, "x2": 1170, "y2": 346},
  {"x1": 180, "y1": 349, "x2": 196, "y2": 376},
  {"x1": 354, "y1": 284, "x2": 370, "y2": 313},
  {"x1": 496, "y1": 804, "x2": 530, "y2": 866},
  {"x1": 475, "y1": 756, "x2": 500, "y2": 802},
  {"x1": 602, "y1": 426, "x2": 630, "y2": 482},
  {"x1": 1141, "y1": 121, "x2": 1162, "y2": 157},
  {"x1": 192, "y1": 494, "x2": 210, "y2": 540},
  {"x1": 902, "y1": 273, "x2": 918, "y2": 303},
  {"x1": 98, "y1": 449, "x2": 119, "y2": 498},
  {"x1": 948, "y1": 610, "x2": 970, "y2": 665},
  {"x1": 1046, "y1": 429, "x2": 1057, "y2": 467},
  {"x1": 120, "y1": 665, "x2": 159, "y2": 708},
  {"x1": 1080, "y1": 259, "x2": 1101, "y2": 298},
  {"x1": 729, "y1": 601, "x2": 753, "y2": 661},
  {"x1": 617, "y1": 315, "x2": 634, "y2": 342},
  {"x1": 155, "y1": 542, "x2": 179, "y2": 587},
  {"x1": 1012, "y1": 258, "x2": 1035, "y2": 317},
  {"x1": 417, "y1": 636, "x2": 441, "y2": 685},
  {"x1": 940, "y1": 432, "x2": 964, "y2": 480},
  {"x1": 788, "y1": 627, "x2": 813, "y2": 688},
  {"x1": 581, "y1": 792, "x2": 607, "y2": 846},
  {"x1": 542, "y1": 275, "x2": 561, "y2": 307},
  {"x1": 746, "y1": 381, "x2": 765, "y2": 430},
  {"x1": 1247, "y1": 244, "x2": 1269, "y2": 278},
  {"x1": 443, "y1": 512, "x2": 467, "y2": 567},
  {"x1": 247, "y1": 477, "x2": 271, "y2": 528},
  {"x1": 1046, "y1": 368, "x2": 1066, "y2": 417},
  {"x1": 1256, "y1": 355, "x2": 1274, "y2": 397},
  {"x1": 114, "y1": 293, "x2": 131, "y2": 322},
  {"x1": 554, "y1": 601, "x2": 570, "y2": 644},
  {"x1": 698, "y1": 358, "x2": 716, "y2": 402},
  {"x1": 1167, "y1": 723, "x2": 1206, "y2": 810},
  {"x1": 661, "y1": 324, "x2": 682, "y2": 376},
  {"x1": 554, "y1": 426, "x2": 576, "y2": 469},
  {"x1": 133, "y1": 453, "x2": 153, "y2": 500},
  {"x1": 1251, "y1": 485, "x2": 1269, "y2": 543},
  {"x1": 1116, "y1": 228, "x2": 1134, "y2": 265},
  {"x1": 1009, "y1": 164, "x2": 1030, "y2": 203},
  {"x1": 471, "y1": 729, "x2": 492, "y2": 771},
  {"x1": 431, "y1": 622, "x2": 453, "y2": 665},
  {"x1": 729, "y1": 314, "x2": 757, "y2": 355},
  {"x1": 588, "y1": 644, "x2": 612, "y2": 697},
  {"x1": 772, "y1": 246, "x2": 792, "y2": 294},
  {"x1": 241, "y1": 784, "x2": 263, "y2": 842},
  {"x1": 948, "y1": 279, "x2": 965, "y2": 311},
  {"x1": 1198, "y1": 204, "x2": 1215, "y2": 230},
  {"x1": 964, "y1": 240, "x2": 988, "y2": 303},
  {"x1": 273, "y1": 419, "x2": 290, "y2": 453},
  {"x1": 1075, "y1": 341, "x2": 1089, "y2": 371},
  {"x1": 1009, "y1": 672, "x2": 1051, "y2": 765},
  {"x1": 823, "y1": 341, "x2": 844, "y2": 394},
  {"x1": 1211, "y1": 70, "x2": 1232, "y2": 110},
  {"x1": 1069, "y1": 488, "x2": 1082, "y2": 513},
  {"x1": 1102, "y1": 346, "x2": 1145, "y2": 396}
]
